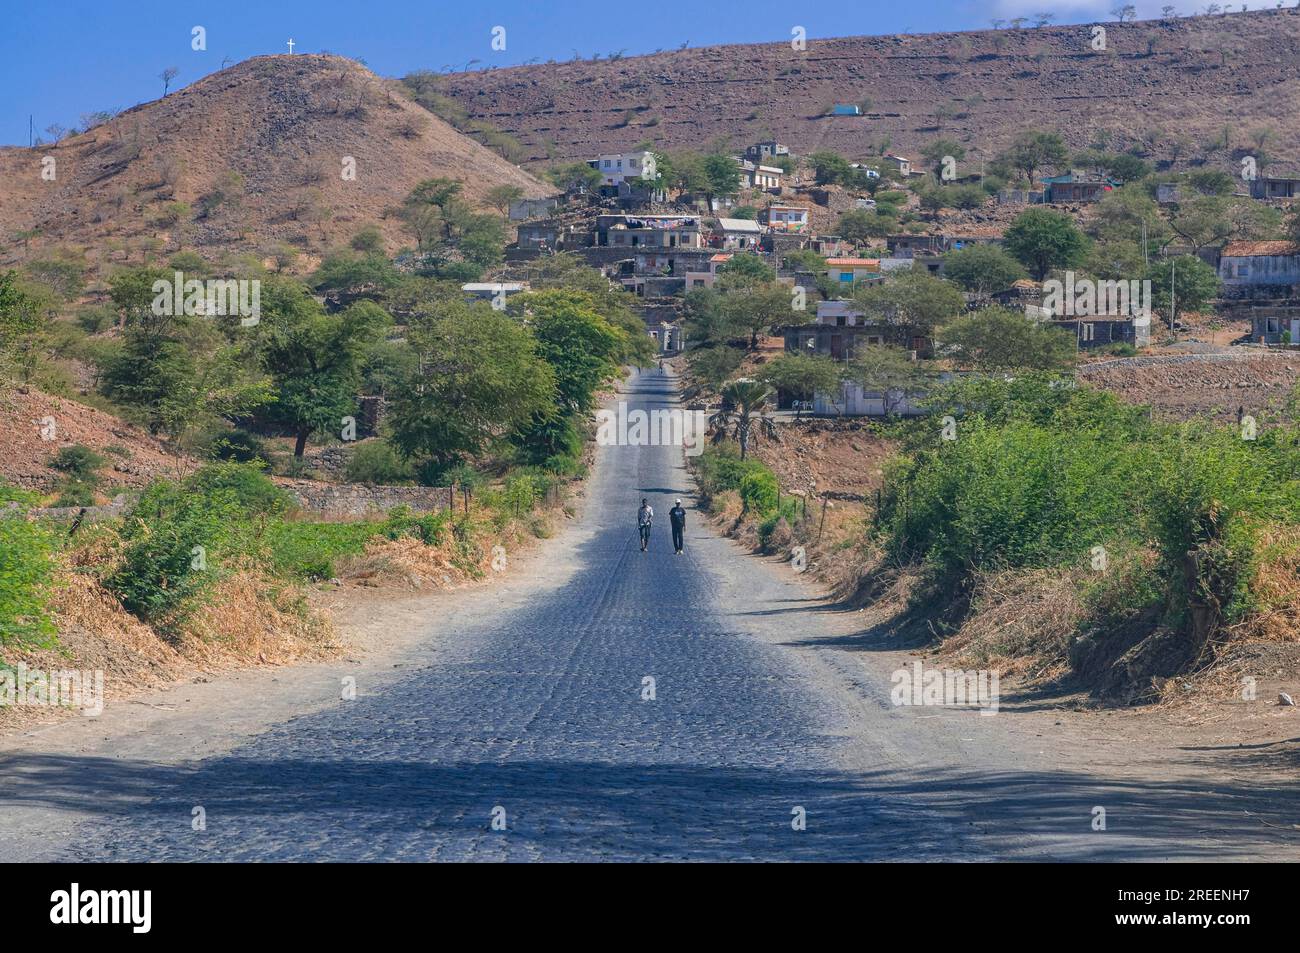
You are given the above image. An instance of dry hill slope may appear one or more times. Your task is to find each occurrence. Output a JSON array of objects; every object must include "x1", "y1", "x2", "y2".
[
  {"x1": 0, "y1": 55, "x2": 551, "y2": 269},
  {"x1": 436, "y1": 10, "x2": 1300, "y2": 169}
]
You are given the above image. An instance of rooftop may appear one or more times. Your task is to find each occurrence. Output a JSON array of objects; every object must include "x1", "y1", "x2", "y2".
[{"x1": 1222, "y1": 240, "x2": 1300, "y2": 257}]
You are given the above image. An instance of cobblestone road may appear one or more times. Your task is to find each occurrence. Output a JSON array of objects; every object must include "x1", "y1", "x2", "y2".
[{"x1": 41, "y1": 369, "x2": 963, "y2": 861}]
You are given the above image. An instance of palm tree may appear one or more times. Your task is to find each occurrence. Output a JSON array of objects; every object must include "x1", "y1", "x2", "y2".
[{"x1": 708, "y1": 379, "x2": 779, "y2": 460}]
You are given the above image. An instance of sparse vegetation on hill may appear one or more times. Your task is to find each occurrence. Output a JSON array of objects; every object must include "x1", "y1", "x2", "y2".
[{"x1": 432, "y1": 10, "x2": 1300, "y2": 174}]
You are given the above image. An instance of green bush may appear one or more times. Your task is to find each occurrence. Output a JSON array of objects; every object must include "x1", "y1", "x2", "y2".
[
  {"x1": 381, "y1": 505, "x2": 449, "y2": 546},
  {"x1": 694, "y1": 446, "x2": 771, "y2": 500},
  {"x1": 184, "y1": 463, "x2": 291, "y2": 517},
  {"x1": 738, "y1": 468, "x2": 779, "y2": 514},
  {"x1": 879, "y1": 377, "x2": 1300, "y2": 626},
  {"x1": 50, "y1": 445, "x2": 106, "y2": 481},
  {"x1": 0, "y1": 517, "x2": 57, "y2": 645},
  {"x1": 344, "y1": 440, "x2": 415, "y2": 485},
  {"x1": 265, "y1": 520, "x2": 383, "y2": 580},
  {"x1": 207, "y1": 428, "x2": 268, "y2": 464},
  {"x1": 107, "y1": 464, "x2": 284, "y2": 624}
]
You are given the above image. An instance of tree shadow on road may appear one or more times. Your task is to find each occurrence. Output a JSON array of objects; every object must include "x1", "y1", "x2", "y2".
[{"x1": 3, "y1": 751, "x2": 1297, "y2": 861}]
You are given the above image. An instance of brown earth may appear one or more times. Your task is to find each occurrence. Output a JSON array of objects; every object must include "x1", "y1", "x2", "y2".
[
  {"x1": 0, "y1": 387, "x2": 187, "y2": 493},
  {"x1": 1080, "y1": 351, "x2": 1300, "y2": 422},
  {"x1": 751, "y1": 418, "x2": 894, "y2": 501},
  {"x1": 0, "y1": 55, "x2": 551, "y2": 273},
  {"x1": 436, "y1": 10, "x2": 1300, "y2": 171}
]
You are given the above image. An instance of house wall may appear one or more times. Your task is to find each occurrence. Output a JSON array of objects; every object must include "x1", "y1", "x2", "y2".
[{"x1": 1220, "y1": 254, "x2": 1300, "y2": 285}]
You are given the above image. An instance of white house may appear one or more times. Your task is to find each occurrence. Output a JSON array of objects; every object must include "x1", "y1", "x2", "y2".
[
  {"x1": 589, "y1": 151, "x2": 657, "y2": 187},
  {"x1": 1219, "y1": 241, "x2": 1300, "y2": 287}
]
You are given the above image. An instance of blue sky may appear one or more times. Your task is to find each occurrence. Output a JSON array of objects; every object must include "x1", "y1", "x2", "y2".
[{"x1": 1, "y1": 0, "x2": 1196, "y2": 146}]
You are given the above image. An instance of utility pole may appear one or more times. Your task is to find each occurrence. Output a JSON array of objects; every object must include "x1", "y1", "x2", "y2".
[{"x1": 1170, "y1": 256, "x2": 1177, "y2": 339}]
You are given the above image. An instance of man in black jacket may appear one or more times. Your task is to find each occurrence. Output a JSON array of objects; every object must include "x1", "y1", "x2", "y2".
[{"x1": 669, "y1": 499, "x2": 687, "y2": 555}]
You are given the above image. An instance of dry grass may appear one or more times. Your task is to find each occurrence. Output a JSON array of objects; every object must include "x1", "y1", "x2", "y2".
[{"x1": 942, "y1": 568, "x2": 1085, "y2": 681}]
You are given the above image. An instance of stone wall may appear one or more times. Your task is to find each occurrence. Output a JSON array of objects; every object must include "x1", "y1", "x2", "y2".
[
  {"x1": 1, "y1": 493, "x2": 134, "y2": 523},
  {"x1": 275, "y1": 479, "x2": 455, "y2": 518}
]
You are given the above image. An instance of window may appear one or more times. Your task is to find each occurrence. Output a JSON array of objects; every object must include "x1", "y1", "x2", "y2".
[
  {"x1": 840, "y1": 272, "x2": 853, "y2": 282},
  {"x1": 1081, "y1": 323, "x2": 1095, "y2": 342}
]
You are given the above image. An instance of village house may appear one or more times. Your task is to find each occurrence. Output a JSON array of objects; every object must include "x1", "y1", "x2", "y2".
[
  {"x1": 1219, "y1": 240, "x2": 1300, "y2": 289},
  {"x1": 685, "y1": 252, "x2": 735, "y2": 290},
  {"x1": 761, "y1": 203, "x2": 810, "y2": 234},
  {"x1": 943, "y1": 226, "x2": 1005, "y2": 250},
  {"x1": 883, "y1": 155, "x2": 912, "y2": 176},
  {"x1": 770, "y1": 301, "x2": 938, "y2": 415},
  {"x1": 736, "y1": 161, "x2": 784, "y2": 191},
  {"x1": 824, "y1": 257, "x2": 881, "y2": 287},
  {"x1": 1049, "y1": 313, "x2": 1152, "y2": 349},
  {"x1": 462, "y1": 281, "x2": 529, "y2": 304},
  {"x1": 588, "y1": 151, "x2": 657, "y2": 187},
  {"x1": 596, "y1": 213, "x2": 704, "y2": 250},
  {"x1": 744, "y1": 141, "x2": 790, "y2": 162},
  {"x1": 886, "y1": 233, "x2": 946, "y2": 258},
  {"x1": 714, "y1": 217, "x2": 765, "y2": 250},
  {"x1": 1243, "y1": 312, "x2": 1300, "y2": 345},
  {"x1": 781, "y1": 300, "x2": 931, "y2": 355},
  {"x1": 1041, "y1": 172, "x2": 1119, "y2": 204},
  {"x1": 508, "y1": 197, "x2": 560, "y2": 221},
  {"x1": 1250, "y1": 174, "x2": 1300, "y2": 200},
  {"x1": 515, "y1": 220, "x2": 595, "y2": 252}
]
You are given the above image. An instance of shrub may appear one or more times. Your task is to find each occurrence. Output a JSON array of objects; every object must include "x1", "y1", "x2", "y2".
[
  {"x1": 49, "y1": 445, "x2": 106, "y2": 480},
  {"x1": 345, "y1": 440, "x2": 415, "y2": 485},
  {"x1": 0, "y1": 517, "x2": 57, "y2": 645},
  {"x1": 184, "y1": 463, "x2": 291, "y2": 518},
  {"x1": 381, "y1": 505, "x2": 449, "y2": 545},
  {"x1": 265, "y1": 519, "x2": 383, "y2": 580}
]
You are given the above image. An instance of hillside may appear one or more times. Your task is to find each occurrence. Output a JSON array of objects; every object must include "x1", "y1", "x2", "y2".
[
  {"x1": 435, "y1": 10, "x2": 1300, "y2": 169},
  {"x1": 0, "y1": 55, "x2": 551, "y2": 270}
]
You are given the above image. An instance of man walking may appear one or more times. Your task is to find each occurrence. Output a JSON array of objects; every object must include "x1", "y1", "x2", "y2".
[
  {"x1": 637, "y1": 498, "x2": 654, "y2": 552},
  {"x1": 669, "y1": 498, "x2": 687, "y2": 555}
]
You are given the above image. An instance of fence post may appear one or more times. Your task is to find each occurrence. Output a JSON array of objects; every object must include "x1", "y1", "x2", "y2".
[{"x1": 817, "y1": 496, "x2": 827, "y2": 543}]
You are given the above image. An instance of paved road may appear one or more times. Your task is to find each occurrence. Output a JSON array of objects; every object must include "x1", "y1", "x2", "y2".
[
  {"x1": 7, "y1": 368, "x2": 1300, "y2": 861},
  {"x1": 11, "y1": 369, "x2": 958, "y2": 861}
]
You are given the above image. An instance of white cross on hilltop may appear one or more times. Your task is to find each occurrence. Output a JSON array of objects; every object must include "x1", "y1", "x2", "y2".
[{"x1": 286, "y1": 38, "x2": 295, "y2": 54}]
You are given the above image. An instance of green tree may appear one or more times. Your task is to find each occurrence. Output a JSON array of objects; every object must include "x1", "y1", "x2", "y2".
[
  {"x1": 258, "y1": 283, "x2": 390, "y2": 457},
  {"x1": 701, "y1": 153, "x2": 742, "y2": 207},
  {"x1": 757, "y1": 352, "x2": 843, "y2": 407},
  {"x1": 512, "y1": 289, "x2": 624, "y2": 412},
  {"x1": 921, "y1": 139, "x2": 966, "y2": 180},
  {"x1": 942, "y1": 245, "x2": 1027, "y2": 296},
  {"x1": 708, "y1": 379, "x2": 778, "y2": 459},
  {"x1": 0, "y1": 270, "x2": 52, "y2": 388},
  {"x1": 1004, "y1": 207, "x2": 1088, "y2": 280},
  {"x1": 843, "y1": 346, "x2": 936, "y2": 417},
  {"x1": 1145, "y1": 255, "x2": 1219, "y2": 327},
  {"x1": 999, "y1": 130, "x2": 1069, "y2": 186},
  {"x1": 484, "y1": 184, "x2": 525, "y2": 216},
  {"x1": 686, "y1": 344, "x2": 744, "y2": 391},
  {"x1": 720, "y1": 281, "x2": 797, "y2": 349},
  {"x1": 838, "y1": 208, "x2": 891, "y2": 243},
  {"x1": 717, "y1": 252, "x2": 776, "y2": 285},
  {"x1": 389, "y1": 303, "x2": 556, "y2": 473},
  {"x1": 546, "y1": 162, "x2": 602, "y2": 193},
  {"x1": 939, "y1": 307, "x2": 1077, "y2": 371},
  {"x1": 1091, "y1": 186, "x2": 1171, "y2": 247},
  {"x1": 854, "y1": 268, "x2": 966, "y2": 336}
]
